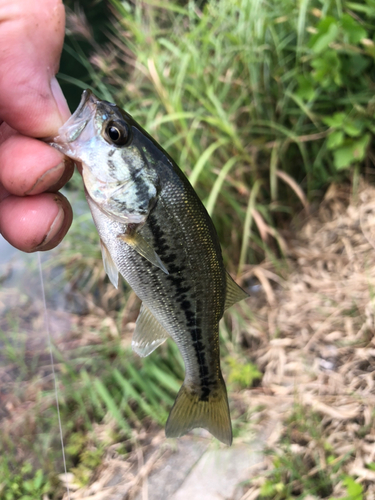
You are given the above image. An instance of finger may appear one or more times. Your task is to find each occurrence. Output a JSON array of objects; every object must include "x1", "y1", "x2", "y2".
[
  {"x1": 0, "y1": 192, "x2": 73, "y2": 252},
  {"x1": 0, "y1": 134, "x2": 74, "y2": 197},
  {"x1": 0, "y1": 0, "x2": 70, "y2": 137}
]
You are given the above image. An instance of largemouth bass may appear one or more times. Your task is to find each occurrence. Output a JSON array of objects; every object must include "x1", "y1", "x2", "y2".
[{"x1": 49, "y1": 90, "x2": 248, "y2": 445}]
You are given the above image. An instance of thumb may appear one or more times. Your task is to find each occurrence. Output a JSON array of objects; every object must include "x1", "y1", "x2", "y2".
[{"x1": 0, "y1": 0, "x2": 70, "y2": 138}]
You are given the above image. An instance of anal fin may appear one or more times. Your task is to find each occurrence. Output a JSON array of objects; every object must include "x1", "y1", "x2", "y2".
[
  {"x1": 100, "y1": 239, "x2": 119, "y2": 289},
  {"x1": 118, "y1": 231, "x2": 169, "y2": 275},
  {"x1": 132, "y1": 304, "x2": 169, "y2": 357},
  {"x1": 224, "y1": 271, "x2": 249, "y2": 311}
]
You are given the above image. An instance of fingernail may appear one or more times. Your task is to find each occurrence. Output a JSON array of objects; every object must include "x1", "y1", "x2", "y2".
[
  {"x1": 25, "y1": 161, "x2": 67, "y2": 196},
  {"x1": 50, "y1": 76, "x2": 71, "y2": 123},
  {"x1": 34, "y1": 202, "x2": 65, "y2": 251},
  {"x1": 47, "y1": 159, "x2": 75, "y2": 193}
]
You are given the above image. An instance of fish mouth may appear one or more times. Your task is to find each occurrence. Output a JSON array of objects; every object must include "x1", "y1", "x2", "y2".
[{"x1": 46, "y1": 89, "x2": 99, "y2": 156}]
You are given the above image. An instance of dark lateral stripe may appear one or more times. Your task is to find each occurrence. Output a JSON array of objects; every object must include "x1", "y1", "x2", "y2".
[
  {"x1": 148, "y1": 213, "x2": 171, "y2": 257},
  {"x1": 147, "y1": 213, "x2": 211, "y2": 401}
]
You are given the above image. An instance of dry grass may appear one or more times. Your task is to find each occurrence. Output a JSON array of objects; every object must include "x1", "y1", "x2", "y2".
[{"x1": 239, "y1": 179, "x2": 375, "y2": 498}]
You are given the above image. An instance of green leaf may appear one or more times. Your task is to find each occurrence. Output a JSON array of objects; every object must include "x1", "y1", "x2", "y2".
[
  {"x1": 346, "y1": 1, "x2": 375, "y2": 16},
  {"x1": 343, "y1": 119, "x2": 364, "y2": 137},
  {"x1": 311, "y1": 50, "x2": 342, "y2": 88},
  {"x1": 21, "y1": 463, "x2": 32, "y2": 475},
  {"x1": 309, "y1": 16, "x2": 335, "y2": 42},
  {"x1": 327, "y1": 130, "x2": 344, "y2": 149},
  {"x1": 310, "y1": 17, "x2": 338, "y2": 53},
  {"x1": 347, "y1": 54, "x2": 370, "y2": 77},
  {"x1": 227, "y1": 357, "x2": 262, "y2": 388},
  {"x1": 333, "y1": 134, "x2": 370, "y2": 170},
  {"x1": 33, "y1": 469, "x2": 44, "y2": 490},
  {"x1": 342, "y1": 475, "x2": 363, "y2": 498},
  {"x1": 260, "y1": 480, "x2": 278, "y2": 496},
  {"x1": 323, "y1": 112, "x2": 346, "y2": 128},
  {"x1": 341, "y1": 14, "x2": 367, "y2": 44},
  {"x1": 22, "y1": 480, "x2": 33, "y2": 492},
  {"x1": 295, "y1": 75, "x2": 315, "y2": 101}
]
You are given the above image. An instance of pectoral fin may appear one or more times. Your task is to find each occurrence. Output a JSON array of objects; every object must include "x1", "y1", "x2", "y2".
[
  {"x1": 100, "y1": 239, "x2": 119, "y2": 289},
  {"x1": 118, "y1": 232, "x2": 169, "y2": 275},
  {"x1": 224, "y1": 271, "x2": 249, "y2": 311},
  {"x1": 132, "y1": 304, "x2": 169, "y2": 357}
]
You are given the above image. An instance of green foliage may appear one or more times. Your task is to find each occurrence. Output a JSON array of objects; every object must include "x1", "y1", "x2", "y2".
[
  {"x1": 328, "y1": 476, "x2": 364, "y2": 500},
  {"x1": 52, "y1": 336, "x2": 184, "y2": 477},
  {"x1": 226, "y1": 357, "x2": 262, "y2": 389},
  {"x1": 0, "y1": 461, "x2": 51, "y2": 500},
  {"x1": 70, "y1": 447, "x2": 104, "y2": 487},
  {"x1": 60, "y1": 0, "x2": 375, "y2": 268},
  {"x1": 323, "y1": 113, "x2": 371, "y2": 170},
  {"x1": 259, "y1": 403, "x2": 359, "y2": 499},
  {"x1": 300, "y1": 8, "x2": 375, "y2": 174},
  {"x1": 259, "y1": 450, "x2": 336, "y2": 499},
  {"x1": 0, "y1": 312, "x2": 184, "y2": 496}
]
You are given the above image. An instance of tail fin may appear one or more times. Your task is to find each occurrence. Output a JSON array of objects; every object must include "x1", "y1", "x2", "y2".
[{"x1": 165, "y1": 374, "x2": 232, "y2": 446}]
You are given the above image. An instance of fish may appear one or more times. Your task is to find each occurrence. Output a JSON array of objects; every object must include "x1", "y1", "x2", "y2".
[{"x1": 48, "y1": 90, "x2": 248, "y2": 446}]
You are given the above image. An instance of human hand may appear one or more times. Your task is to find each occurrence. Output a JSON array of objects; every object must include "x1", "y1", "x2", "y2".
[{"x1": 0, "y1": 0, "x2": 73, "y2": 252}]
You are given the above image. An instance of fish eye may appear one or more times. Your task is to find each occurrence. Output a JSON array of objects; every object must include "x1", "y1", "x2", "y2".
[
  {"x1": 108, "y1": 126, "x2": 120, "y2": 141},
  {"x1": 104, "y1": 120, "x2": 130, "y2": 146}
]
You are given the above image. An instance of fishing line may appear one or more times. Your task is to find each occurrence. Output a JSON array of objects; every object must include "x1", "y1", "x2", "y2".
[{"x1": 37, "y1": 252, "x2": 71, "y2": 499}]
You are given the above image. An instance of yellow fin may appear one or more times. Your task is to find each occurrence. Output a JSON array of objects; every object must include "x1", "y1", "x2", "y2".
[
  {"x1": 165, "y1": 373, "x2": 232, "y2": 446},
  {"x1": 132, "y1": 304, "x2": 169, "y2": 357},
  {"x1": 118, "y1": 232, "x2": 169, "y2": 275},
  {"x1": 100, "y1": 239, "x2": 119, "y2": 289},
  {"x1": 224, "y1": 271, "x2": 248, "y2": 311}
]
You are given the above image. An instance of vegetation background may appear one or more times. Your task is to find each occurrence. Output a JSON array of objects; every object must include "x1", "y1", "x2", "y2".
[{"x1": 0, "y1": 0, "x2": 375, "y2": 498}]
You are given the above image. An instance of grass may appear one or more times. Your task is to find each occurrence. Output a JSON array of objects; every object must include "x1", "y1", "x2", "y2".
[
  {"x1": 61, "y1": 0, "x2": 375, "y2": 270},
  {"x1": 0, "y1": 461, "x2": 52, "y2": 500},
  {"x1": 0, "y1": 299, "x2": 186, "y2": 495},
  {"x1": 257, "y1": 404, "x2": 358, "y2": 499}
]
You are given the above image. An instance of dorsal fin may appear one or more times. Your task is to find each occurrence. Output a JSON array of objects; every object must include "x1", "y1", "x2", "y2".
[
  {"x1": 132, "y1": 304, "x2": 169, "y2": 357},
  {"x1": 224, "y1": 271, "x2": 249, "y2": 311}
]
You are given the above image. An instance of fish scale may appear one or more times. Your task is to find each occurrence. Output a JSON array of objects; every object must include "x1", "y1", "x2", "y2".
[
  {"x1": 89, "y1": 173, "x2": 224, "y2": 388},
  {"x1": 48, "y1": 90, "x2": 248, "y2": 445}
]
